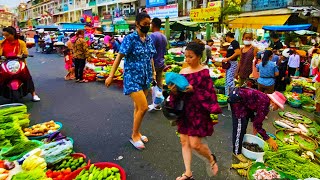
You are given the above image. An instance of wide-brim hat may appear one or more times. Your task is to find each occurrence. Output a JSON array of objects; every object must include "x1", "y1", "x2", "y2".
[{"x1": 267, "y1": 91, "x2": 286, "y2": 110}]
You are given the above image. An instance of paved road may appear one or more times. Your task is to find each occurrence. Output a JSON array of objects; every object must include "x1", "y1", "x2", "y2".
[{"x1": 0, "y1": 48, "x2": 306, "y2": 180}]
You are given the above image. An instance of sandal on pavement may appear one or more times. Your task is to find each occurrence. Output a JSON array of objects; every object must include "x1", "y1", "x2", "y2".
[
  {"x1": 141, "y1": 135, "x2": 148, "y2": 143},
  {"x1": 210, "y1": 154, "x2": 218, "y2": 176},
  {"x1": 176, "y1": 173, "x2": 195, "y2": 180},
  {"x1": 129, "y1": 139, "x2": 145, "y2": 150},
  {"x1": 79, "y1": 80, "x2": 88, "y2": 83}
]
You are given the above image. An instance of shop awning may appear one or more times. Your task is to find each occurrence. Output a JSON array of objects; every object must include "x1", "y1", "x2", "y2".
[
  {"x1": 59, "y1": 23, "x2": 85, "y2": 31},
  {"x1": 35, "y1": 25, "x2": 59, "y2": 31},
  {"x1": 170, "y1": 21, "x2": 200, "y2": 31},
  {"x1": 263, "y1": 24, "x2": 311, "y2": 31},
  {"x1": 294, "y1": 30, "x2": 319, "y2": 35},
  {"x1": 228, "y1": 15, "x2": 291, "y2": 29}
]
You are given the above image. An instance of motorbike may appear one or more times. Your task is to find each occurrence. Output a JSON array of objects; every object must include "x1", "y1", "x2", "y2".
[
  {"x1": 0, "y1": 55, "x2": 34, "y2": 102},
  {"x1": 43, "y1": 42, "x2": 53, "y2": 54}
]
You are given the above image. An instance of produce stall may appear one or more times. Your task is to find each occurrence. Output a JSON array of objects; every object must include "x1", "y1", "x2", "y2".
[
  {"x1": 284, "y1": 77, "x2": 316, "y2": 112},
  {"x1": 0, "y1": 103, "x2": 126, "y2": 180},
  {"x1": 231, "y1": 109, "x2": 320, "y2": 179}
]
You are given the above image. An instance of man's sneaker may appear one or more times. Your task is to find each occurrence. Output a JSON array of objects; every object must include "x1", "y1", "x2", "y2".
[
  {"x1": 233, "y1": 153, "x2": 249, "y2": 163},
  {"x1": 32, "y1": 95, "x2": 40, "y2": 102}
]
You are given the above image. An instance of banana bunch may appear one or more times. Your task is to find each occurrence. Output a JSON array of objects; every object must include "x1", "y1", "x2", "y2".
[{"x1": 22, "y1": 153, "x2": 47, "y2": 171}]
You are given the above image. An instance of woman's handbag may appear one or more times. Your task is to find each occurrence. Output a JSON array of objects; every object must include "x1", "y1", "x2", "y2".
[
  {"x1": 222, "y1": 61, "x2": 231, "y2": 69},
  {"x1": 162, "y1": 94, "x2": 184, "y2": 121}
]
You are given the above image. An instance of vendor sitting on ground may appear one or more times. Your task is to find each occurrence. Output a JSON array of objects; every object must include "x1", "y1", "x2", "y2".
[{"x1": 229, "y1": 88, "x2": 286, "y2": 162}]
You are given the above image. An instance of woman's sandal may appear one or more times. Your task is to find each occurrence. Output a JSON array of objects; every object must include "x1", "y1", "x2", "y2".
[
  {"x1": 140, "y1": 135, "x2": 148, "y2": 143},
  {"x1": 210, "y1": 154, "x2": 218, "y2": 176},
  {"x1": 176, "y1": 173, "x2": 195, "y2": 180}
]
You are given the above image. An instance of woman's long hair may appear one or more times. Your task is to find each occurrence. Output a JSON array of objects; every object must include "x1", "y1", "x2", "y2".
[
  {"x1": 3, "y1": 26, "x2": 19, "y2": 40},
  {"x1": 262, "y1": 50, "x2": 272, "y2": 67}
]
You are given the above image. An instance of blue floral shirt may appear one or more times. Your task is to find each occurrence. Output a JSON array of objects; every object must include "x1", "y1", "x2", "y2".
[{"x1": 119, "y1": 31, "x2": 156, "y2": 95}]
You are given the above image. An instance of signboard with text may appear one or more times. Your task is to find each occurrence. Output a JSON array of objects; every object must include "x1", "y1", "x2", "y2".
[
  {"x1": 190, "y1": 7, "x2": 220, "y2": 22},
  {"x1": 146, "y1": 0, "x2": 167, "y2": 8},
  {"x1": 146, "y1": 4, "x2": 178, "y2": 19}
]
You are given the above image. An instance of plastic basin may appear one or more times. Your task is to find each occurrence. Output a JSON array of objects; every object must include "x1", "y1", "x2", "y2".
[
  {"x1": 27, "y1": 122, "x2": 63, "y2": 140},
  {"x1": 65, "y1": 162, "x2": 126, "y2": 180},
  {"x1": 242, "y1": 134, "x2": 265, "y2": 161}
]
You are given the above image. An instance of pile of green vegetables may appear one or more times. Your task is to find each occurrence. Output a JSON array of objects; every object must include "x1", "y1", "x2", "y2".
[
  {"x1": 299, "y1": 94, "x2": 315, "y2": 105},
  {"x1": 264, "y1": 142, "x2": 320, "y2": 179},
  {"x1": 0, "y1": 116, "x2": 29, "y2": 150},
  {"x1": 0, "y1": 140, "x2": 41, "y2": 161},
  {"x1": 167, "y1": 65, "x2": 182, "y2": 74},
  {"x1": 12, "y1": 168, "x2": 50, "y2": 180},
  {"x1": 164, "y1": 55, "x2": 175, "y2": 65},
  {"x1": 215, "y1": 78, "x2": 225, "y2": 87},
  {"x1": 0, "y1": 105, "x2": 30, "y2": 128}
]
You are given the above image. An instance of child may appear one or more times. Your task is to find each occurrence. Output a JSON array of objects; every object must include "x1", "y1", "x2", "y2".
[
  {"x1": 168, "y1": 40, "x2": 221, "y2": 180},
  {"x1": 64, "y1": 49, "x2": 75, "y2": 80}
]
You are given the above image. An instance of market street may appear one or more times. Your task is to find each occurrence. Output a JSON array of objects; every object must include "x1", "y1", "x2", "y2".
[{"x1": 0, "y1": 48, "x2": 308, "y2": 180}]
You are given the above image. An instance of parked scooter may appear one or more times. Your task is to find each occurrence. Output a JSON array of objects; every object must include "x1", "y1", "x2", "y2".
[{"x1": 0, "y1": 55, "x2": 34, "y2": 102}]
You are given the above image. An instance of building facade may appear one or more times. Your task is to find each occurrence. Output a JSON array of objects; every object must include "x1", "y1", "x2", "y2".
[
  {"x1": 236, "y1": 0, "x2": 320, "y2": 31},
  {"x1": 0, "y1": 5, "x2": 16, "y2": 28},
  {"x1": 18, "y1": 0, "x2": 205, "y2": 27}
]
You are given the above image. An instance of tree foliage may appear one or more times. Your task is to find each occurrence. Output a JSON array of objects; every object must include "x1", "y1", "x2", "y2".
[{"x1": 221, "y1": 0, "x2": 248, "y2": 16}]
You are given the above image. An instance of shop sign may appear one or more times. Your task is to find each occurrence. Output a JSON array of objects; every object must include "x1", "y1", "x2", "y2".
[
  {"x1": 208, "y1": 1, "x2": 221, "y2": 7},
  {"x1": 145, "y1": 4, "x2": 178, "y2": 19},
  {"x1": 190, "y1": 7, "x2": 220, "y2": 22},
  {"x1": 146, "y1": 0, "x2": 167, "y2": 8},
  {"x1": 103, "y1": 25, "x2": 114, "y2": 32},
  {"x1": 113, "y1": 17, "x2": 126, "y2": 24}
]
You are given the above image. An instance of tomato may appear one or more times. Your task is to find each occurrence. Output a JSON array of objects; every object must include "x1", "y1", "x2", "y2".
[
  {"x1": 65, "y1": 168, "x2": 72, "y2": 173},
  {"x1": 57, "y1": 174, "x2": 63, "y2": 179},
  {"x1": 52, "y1": 171, "x2": 60, "y2": 177}
]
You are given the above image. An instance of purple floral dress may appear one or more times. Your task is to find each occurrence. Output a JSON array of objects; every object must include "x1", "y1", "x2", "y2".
[{"x1": 169, "y1": 69, "x2": 222, "y2": 137}]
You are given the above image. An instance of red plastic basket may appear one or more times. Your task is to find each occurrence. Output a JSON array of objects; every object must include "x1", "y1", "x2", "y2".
[
  {"x1": 64, "y1": 162, "x2": 126, "y2": 180},
  {"x1": 47, "y1": 153, "x2": 91, "y2": 180}
]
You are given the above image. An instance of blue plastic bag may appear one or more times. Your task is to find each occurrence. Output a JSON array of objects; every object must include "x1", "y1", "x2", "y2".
[{"x1": 165, "y1": 72, "x2": 189, "y2": 91}]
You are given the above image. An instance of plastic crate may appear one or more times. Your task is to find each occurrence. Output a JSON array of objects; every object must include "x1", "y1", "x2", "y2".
[{"x1": 292, "y1": 86, "x2": 303, "y2": 94}]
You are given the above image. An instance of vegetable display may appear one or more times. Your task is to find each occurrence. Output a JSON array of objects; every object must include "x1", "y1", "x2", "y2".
[
  {"x1": 264, "y1": 142, "x2": 320, "y2": 179},
  {"x1": 23, "y1": 120, "x2": 61, "y2": 137},
  {"x1": 12, "y1": 168, "x2": 51, "y2": 180},
  {"x1": 164, "y1": 55, "x2": 175, "y2": 65},
  {"x1": 52, "y1": 155, "x2": 88, "y2": 171},
  {"x1": 214, "y1": 78, "x2": 225, "y2": 87},
  {"x1": 0, "y1": 104, "x2": 30, "y2": 128},
  {"x1": 74, "y1": 164, "x2": 121, "y2": 180},
  {"x1": 40, "y1": 139, "x2": 73, "y2": 165},
  {"x1": 0, "y1": 140, "x2": 41, "y2": 161},
  {"x1": 22, "y1": 151, "x2": 47, "y2": 171}
]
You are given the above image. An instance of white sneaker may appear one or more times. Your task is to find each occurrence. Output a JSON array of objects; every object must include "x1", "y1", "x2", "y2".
[
  {"x1": 148, "y1": 104, "x2": 162, "y2": 112},
  {"x1": 32, "y1": 95, "x2": 40, "y2": 102}
]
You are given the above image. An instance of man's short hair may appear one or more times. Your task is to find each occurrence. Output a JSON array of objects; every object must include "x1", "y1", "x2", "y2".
[{"x1": 152, "y1": 18, "x2": 162, "y2": 29}]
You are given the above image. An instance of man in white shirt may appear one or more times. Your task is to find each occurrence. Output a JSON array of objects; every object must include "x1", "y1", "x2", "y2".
[
  {"x1": 43, "y1": 33, "x2": 52, "y2": 44},
  {"x1": 288, "y1": 49, "x2": 300, "y2": 77}
]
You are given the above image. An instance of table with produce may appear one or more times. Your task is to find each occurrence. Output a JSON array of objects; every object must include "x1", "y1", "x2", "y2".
[
  {"x1": 0, "y1": 103, "x2": 126, "y2": 180},
  {"x1": 230, "y1": 108, "x2": 320, "y2": 180}
]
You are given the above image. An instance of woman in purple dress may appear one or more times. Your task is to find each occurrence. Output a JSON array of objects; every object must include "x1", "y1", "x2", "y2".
[{"x1": 169, "y1": 40, "x2": 222, "y2": 180}]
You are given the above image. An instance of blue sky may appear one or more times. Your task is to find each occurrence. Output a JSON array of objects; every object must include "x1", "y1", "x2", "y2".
[{"x1": 0, "y1": 0, "x2": 25, "y2": 8}]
